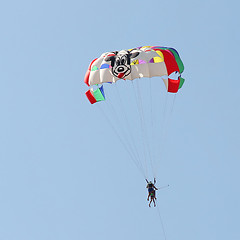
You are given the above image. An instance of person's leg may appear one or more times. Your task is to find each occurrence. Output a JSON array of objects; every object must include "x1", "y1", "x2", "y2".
[
  {"x1": 149, "y1": 198, "x2": 152, "y2": 207},
  {"x1": 153, "y1": 190, "x2": 155, "y2": 198},
  {"x1": 153, "y1": 198, "x2": 156, "y2": 207},
  {"x1": 147, "y1": 190, "x2": 151, "y2": 201}
]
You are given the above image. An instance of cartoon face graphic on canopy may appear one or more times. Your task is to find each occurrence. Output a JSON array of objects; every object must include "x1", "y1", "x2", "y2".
[{"x1": 104, "y1": 50, "x2": 140, "y2": 79}]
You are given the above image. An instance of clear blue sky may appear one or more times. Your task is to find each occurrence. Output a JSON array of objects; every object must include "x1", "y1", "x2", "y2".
[{"x1": 0, "y1": 0, "x2": 239, "y2": 239}]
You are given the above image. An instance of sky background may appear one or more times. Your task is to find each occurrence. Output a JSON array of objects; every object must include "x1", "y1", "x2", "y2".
[{"x1": 0, "y1": 0, "x2": 240, "y2": 239}]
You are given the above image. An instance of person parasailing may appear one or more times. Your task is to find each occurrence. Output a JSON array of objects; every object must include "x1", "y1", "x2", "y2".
[{"x1": 146, "y1": 178, "x2": 158, "y2": 207}]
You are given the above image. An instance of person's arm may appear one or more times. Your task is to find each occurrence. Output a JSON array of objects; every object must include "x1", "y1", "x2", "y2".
[{"x1": 146, "y1": 179, "x2": 149, "y2": 188}]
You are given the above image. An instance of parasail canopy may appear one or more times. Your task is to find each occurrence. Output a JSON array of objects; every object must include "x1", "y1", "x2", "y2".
[{"x1": 84, "y1": 46, "x2": 184, "y2": 104}]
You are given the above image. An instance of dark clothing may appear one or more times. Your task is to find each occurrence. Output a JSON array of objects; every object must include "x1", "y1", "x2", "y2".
[
  {"x1": 147, "y1": 183, "x2": 154, "y2": 193},
  {"x1": 148, "y1": 187, "x2": 154, "y2": 193}
]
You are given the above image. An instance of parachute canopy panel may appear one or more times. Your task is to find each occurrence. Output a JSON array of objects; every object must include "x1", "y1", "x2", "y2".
[{"x1": 85, "y1": 85, "x2": 105, "y2": 104}]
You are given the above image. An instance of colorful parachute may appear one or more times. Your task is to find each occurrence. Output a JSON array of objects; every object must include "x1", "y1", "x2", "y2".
[
  {"x1": 84, "y1": 46, "x2": 184, "y2": 104},
  {"x1": 84, "y1": 45, "x2": 184, "y2": 179}
]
